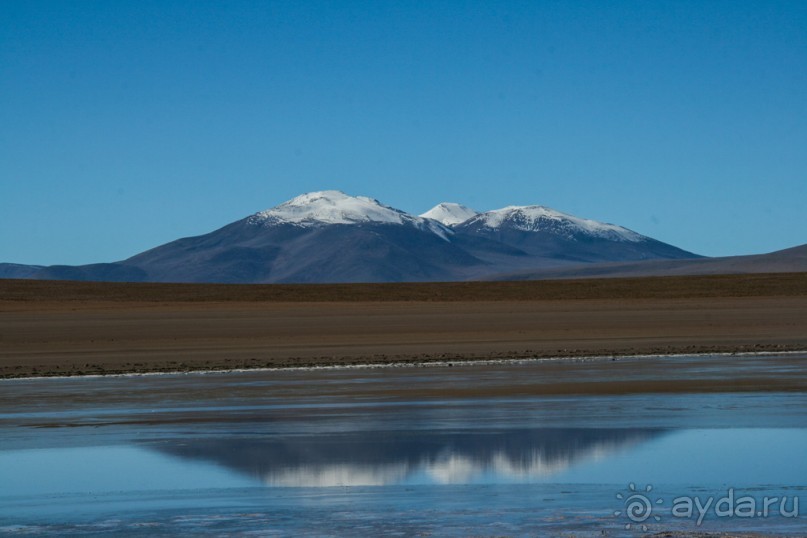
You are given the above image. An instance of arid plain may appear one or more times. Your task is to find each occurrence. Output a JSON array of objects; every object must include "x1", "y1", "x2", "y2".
[{"x1": 2, "y1": 273, "x2": 805, "y2": 380}]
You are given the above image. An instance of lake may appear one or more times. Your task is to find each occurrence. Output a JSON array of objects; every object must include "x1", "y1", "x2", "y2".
[{"x1": 1, "y1": 354, "x2": 806, "y2": 536}]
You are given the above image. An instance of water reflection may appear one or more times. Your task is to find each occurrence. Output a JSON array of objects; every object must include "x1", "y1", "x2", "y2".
[{"x1": 151, "y1": 428, "x2": 664, "y2": 487}]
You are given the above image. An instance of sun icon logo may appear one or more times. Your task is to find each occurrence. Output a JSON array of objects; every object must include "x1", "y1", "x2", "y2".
[{"x1": 613, "y1": 483, "x2": 663, "y2": 531}]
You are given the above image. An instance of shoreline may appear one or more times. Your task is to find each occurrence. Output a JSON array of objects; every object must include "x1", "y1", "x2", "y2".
[{"x1": 3, "y1": 348, "x2": 807, "y2": 382}]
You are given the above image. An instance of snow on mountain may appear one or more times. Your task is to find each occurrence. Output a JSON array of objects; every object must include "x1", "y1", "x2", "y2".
[
  {"x1": 251, "y1": 190, "x2": 406, "y2": 225},
  {"x1": 248, "y1": 190, "x2": 450, "y2": 239},
  {"x1": 420, "y1": 203, "x2": 479, "y2": 226},
  {"x1": 249, "y1": 192, "x2": 641, "y2": 243},
  {"x1": 465, "y1": 205, "x2": 644, "y2": 242}
]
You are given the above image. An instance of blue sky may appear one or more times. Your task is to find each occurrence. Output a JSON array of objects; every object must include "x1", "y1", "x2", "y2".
[{"x1": 2, "y1": 1, "x2": 805, "y2": 265}]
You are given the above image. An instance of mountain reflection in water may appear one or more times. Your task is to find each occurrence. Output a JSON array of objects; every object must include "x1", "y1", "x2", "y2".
[{"x1": 151, "y1": 428, "x2": 664, "y2": 487}]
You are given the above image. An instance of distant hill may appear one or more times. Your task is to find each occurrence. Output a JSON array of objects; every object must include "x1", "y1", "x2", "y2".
[
  {"x1": 490, "y1": 244, "x2": 807, "y2": 280},
  {"x1": 0, "y1": 263, "x2": 44, "y2": 279}
]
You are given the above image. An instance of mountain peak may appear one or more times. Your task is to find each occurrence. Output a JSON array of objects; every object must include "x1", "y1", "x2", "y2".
[
  {"x1": 251, "y1": 190, "x2": 410, "y2": 227},
  {"x1": 420, "y1": 203, "x2": 478, "y2": 226},
  {"x1": 248, "y1": 190, "x2": 451, "y2": 240},
  {"x1": 464, "y1": 205, "x2": 644, "y2": 242}
]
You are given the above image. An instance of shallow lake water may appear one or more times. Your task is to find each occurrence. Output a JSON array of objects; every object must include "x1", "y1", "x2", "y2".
[{"x1": 1, "y1": 354, "x2": 806, "y2": 536}]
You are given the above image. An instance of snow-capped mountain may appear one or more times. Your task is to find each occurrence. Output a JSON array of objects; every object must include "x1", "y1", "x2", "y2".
[
  {"x1": 0, "y1": 190, "x2": 700, "y2": 283},
  {"x1": 462, "y1": 205, "x2": 642, "y2": 242},
  {"x1": 252, "y1": 190, "x2": 409, "y2": 226},
  {"x1": 454, "y1": 202, "x2": 690, "y2": 264},
  {"x1": 250, "y1": 191, "x2": 449, "y2": 239},
  {"x1": 420, "y1": 203, "x2": 479, "y2": 226}
]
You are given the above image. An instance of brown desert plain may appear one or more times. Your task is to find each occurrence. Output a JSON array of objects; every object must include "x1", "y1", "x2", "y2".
[{"x1": 1, "y1": 272, "x2": 806, "y2": 381}]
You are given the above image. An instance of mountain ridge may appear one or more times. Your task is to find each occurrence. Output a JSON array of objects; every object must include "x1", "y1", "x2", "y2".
[{"x1": 1, "y1": 190, "x2": 705, "y2": 283}]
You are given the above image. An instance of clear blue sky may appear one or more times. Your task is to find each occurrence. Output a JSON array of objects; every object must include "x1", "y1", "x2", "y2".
[{"x1": 2, "y1": 1, "x2": 805, "y2": 265}]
